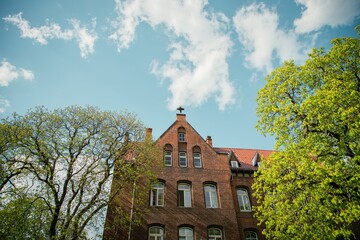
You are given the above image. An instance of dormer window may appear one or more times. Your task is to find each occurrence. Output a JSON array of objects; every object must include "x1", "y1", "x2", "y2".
[
  {"x1": 252, "y1": 152, "x2": 261, "y2": 166},
  {"x1": 231, "y1": 161, "x2": 239, "y2": 168}
]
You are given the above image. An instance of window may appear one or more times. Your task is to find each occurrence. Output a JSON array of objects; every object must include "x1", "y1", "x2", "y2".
[
  {"x1": 231, "y1": 161, "x2": 239, "y2": 168},
  {"x1": 179, "y1": 227, "x2": 193, "y2": 240},
  {"x1": 164, "y1": 151, "x2": 172, "y2": 166},
  {"x1": 178, "y1": 132, "x2": 186, "y2": 142},
  {"x1": 193, "y1": 150, "x2": 202, "y2": 168},
  {"x1": 164, "y1": 144, "x2": 173, "y2": 166},
  {"x1": 204, "y1": 184, "x2": 218, "y2": 208},
  {"x1": 237, "y1": 188, "x2": 251, "y2": 212},
  {"x1": 244, "y1": 231, "x2": 258, "y2": 240},
  {"x1": 179, "y1": 152, "x2": 187, "y2": 167},
  {"x1": 193, "y1": 152, "x2": 202, "y2": 168},
  {"x1": 150, "y1": 182, "x2": 164, "y2": 206},
  {"x1": 178, "y1": 183, "x2": 192, "y2": 207},
  {"x1": 208, "y1": 228, "x2": 222, "y2": 240},
  {"x1": 178, "y1": 127, "x2": 186, "y2": 142},
  {"x1": 149, "y1": 226, "x2": 164, "y2": 240}
]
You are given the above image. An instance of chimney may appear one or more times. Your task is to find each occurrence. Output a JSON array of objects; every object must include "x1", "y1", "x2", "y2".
[
  {"x1": 145, "y1": 128, "x2": 152, "y2": 142},
  {"x1": 124, "y1": 131, "x2": 129, "y2": 143},
  {"x1": 206, "y1": 136, "x2": 213, "y2": 147}
]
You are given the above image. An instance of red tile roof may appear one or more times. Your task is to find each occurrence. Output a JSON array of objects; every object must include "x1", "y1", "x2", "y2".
[{"x1": 214, "y1": 147, "x2": 274, "y2": 171}]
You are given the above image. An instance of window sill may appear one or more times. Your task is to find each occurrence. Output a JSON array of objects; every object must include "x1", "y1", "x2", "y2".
[{"x1": 240, "y1": 210, "x2": 252, "y2": 213}]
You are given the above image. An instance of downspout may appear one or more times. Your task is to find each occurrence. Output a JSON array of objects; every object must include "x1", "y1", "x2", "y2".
[{"x1": 128, "y1": 179, "x2": 136, "y2": 240}]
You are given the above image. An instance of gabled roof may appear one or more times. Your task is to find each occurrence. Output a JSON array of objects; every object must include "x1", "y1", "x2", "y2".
[
  {"x1": 214, "y1": 147, "x2": 273, "y2": 171},
  {"x1": 157, "y1": 114, "x2": 217, "y2": 154},
  {"x1": 228, "y1": 151, "x2": 240, "y2": 163}
]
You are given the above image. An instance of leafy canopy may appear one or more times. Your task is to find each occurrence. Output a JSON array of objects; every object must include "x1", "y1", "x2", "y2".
[
  {"x1": 0, "y1": 105, "x2": 160, "y2": 240},
  {"x1": 254, "y1": 27, "x2": 360, "y2": 239}
]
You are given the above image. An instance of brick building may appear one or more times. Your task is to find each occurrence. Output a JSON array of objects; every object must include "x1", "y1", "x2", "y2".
[{"x1": 104, "y1": 113, "x2": 272, "y2": 240}]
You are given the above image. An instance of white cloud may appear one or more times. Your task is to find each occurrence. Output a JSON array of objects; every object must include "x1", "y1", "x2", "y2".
[
  {"x1": 3, "y1": 13, "x2": 98, "y2": 58},
  {"x1": 0, "y1": 97, "x2": 10, "y2": 114},
  {"x1": 233, "y1": 3, "x2": 311, "y2": 73},
  {"x1": 0, "y1": 59, "x2": 33, "y2": 114},
  {"x1": 294, "y1": 0, "x2": 360, "y2": 34},
  {"x1": 20, "y1": 68, "x2": 35, "y2": 81},
  {"x1": 70, "y1": 18, "x2": 98, "y2": 58},
  {"x1": 0, "y1": 59, "x2": 34, "y2": 87},
  {"x1": 110, "y1": 0, "x2": 235, "y2": 110}
]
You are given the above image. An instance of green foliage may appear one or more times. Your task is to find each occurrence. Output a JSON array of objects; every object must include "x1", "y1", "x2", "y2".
[
  {"x1": 254, "y1": 27, "x2": 360, "y2": 239},
  {"x1": 0, "y1": 105, "x2": 160, "y2": 240},
  {"x1": 0, "y1": 196, "x2": 51, "y2": 240}
]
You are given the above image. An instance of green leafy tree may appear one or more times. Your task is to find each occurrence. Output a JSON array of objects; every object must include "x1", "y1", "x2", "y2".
[
  {"x1": 0, "y1": 122, "x2": 29, "y2": 192},
  {"x1": 0, "y1": 106, "x2": 160, "y2": 240},
  {"x1": 0, "y1": 196, "x2": 51, "y2": 240},
  {"x1": 254, "y1": 28, "x2": 360, "y2": 239}
]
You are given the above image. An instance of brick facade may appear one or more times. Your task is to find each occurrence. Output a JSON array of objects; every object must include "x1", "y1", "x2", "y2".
[{"x1": 104, "y1": 113, "x2": 272, "y2": 240}]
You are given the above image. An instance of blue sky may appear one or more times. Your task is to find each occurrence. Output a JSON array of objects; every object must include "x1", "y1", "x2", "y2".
[{"x1": 0, "y1": 0, "x2": 359, "y2": 150}]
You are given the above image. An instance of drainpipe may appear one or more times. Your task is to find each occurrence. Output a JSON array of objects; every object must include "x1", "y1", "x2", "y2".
[{"x1": 128, "y1": 180, "x2": 136, "y2": 240}]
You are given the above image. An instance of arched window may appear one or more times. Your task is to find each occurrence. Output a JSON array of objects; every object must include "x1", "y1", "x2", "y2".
[
  {"x1": 178, "y1": 127, "x2": 186, "y2": 142},
  {"x1": 244, "y1": 231, "x2": 258, "y2": 240},
  {"x1": 193, "y1": 146, "x2": 202, "y2": 168},
  {"x1": 148, "y1": 226, "x2": 164, "y2": 240},
  {"x1": 179, "y1": 227, "x2": 193, "y2": 240},
  {"x1": 178, "y1": 182, "x2": 192, "y2": 207},
  {"x1": 150, "y1": 181, "x2": 164, "y2": 206},
  {"x1": 208, "y1": 228, "x2": 223, "y2": 240},
  {"x1": 179, "y1": 151, "x2": 187, "y2": 167},
  {"x1": 164, "y1": 144, "x2": 173, "y2": 166},
  {"x1": 204, "y1": 184, "x2": 218, "y2": 208},
  {"x1": 237, "y1": 188, "x2": 251, "y2": 212}
]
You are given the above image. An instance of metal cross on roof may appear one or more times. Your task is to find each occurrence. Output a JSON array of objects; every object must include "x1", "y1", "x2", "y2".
[{"x1": 177, "y1": 106, "x2": 184, "y2": 113}]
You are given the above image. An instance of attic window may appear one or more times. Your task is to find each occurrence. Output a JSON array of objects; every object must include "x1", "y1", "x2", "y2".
[
  {"x1": 178, "y1": 127, "x2": 186, "y2": 142},
  {"x1": 231, "y1": 161, "x2": 239, "y2": 168},
  {"x1": 178, "y1": 133, "x2": 186, "y2": 142}
]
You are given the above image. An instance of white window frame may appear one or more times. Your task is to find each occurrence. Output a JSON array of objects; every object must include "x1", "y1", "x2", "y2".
[
  {"x1": 244, "y1": 231, "x2": 258, "y2": 240},
  {"x1": 178, "y1": 183, "x2": 192, "y2": 207},
  {"x1": 231, "y1": 161, "x2": 239, "y2": 168},
  {"x1": 179, "y1": 152, "x2": 187, "y2": 167},
  {"x1": 179, "y1": 227, "x2": 193, "y2": 240},
  {"x1": 164, "y1": 150, "x2": 172, "y2": 166},
  {"x1": 148, "y1": 226, "x2": 164, "y2": 240},
  {"x1": 208, "y1": 228, "x2": 223, "y2": 240},
  {"x1": 150, "y1": 182, "x2": 164, "y2": 207},
  {"x1": 193, "y1": 152, "x2": 202, "y2": 168},
  {"x1": 237, "y1": 188, "x2": 251, "y2": 212},
  {"x1": 178, "y1": 132, "x2": 186, "y2": 142},
  {"x1": 204, "y1": 184, "x2": 218, "y2": 208}
]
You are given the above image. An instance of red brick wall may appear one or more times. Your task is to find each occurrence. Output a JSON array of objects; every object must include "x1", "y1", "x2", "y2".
[
  {"x1": 104, "y1": 114, "x2": 262, "y2": 240},
  {"x1": 142, "y1": 114, "x2": 240, "y2": 240},
  {"x1": 231, "y1": 173, "x2": 265, "y2": 240}
]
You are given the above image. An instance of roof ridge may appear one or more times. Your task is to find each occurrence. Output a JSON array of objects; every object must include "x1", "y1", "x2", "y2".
[{"x1": 214, "y1": 147, "x2": 274, "y2": 151}]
